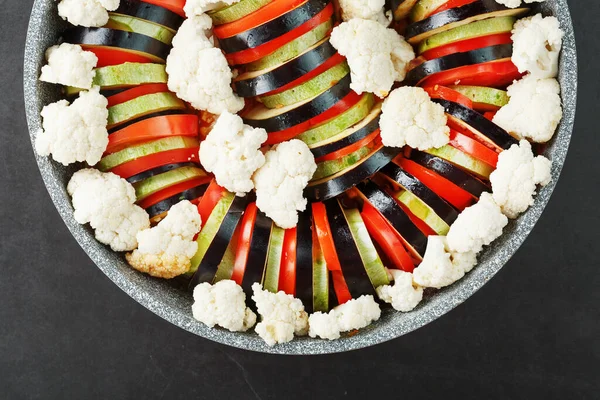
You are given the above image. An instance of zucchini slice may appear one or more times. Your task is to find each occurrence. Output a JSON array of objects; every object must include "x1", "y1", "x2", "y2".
[
  {"x1": 106, "y1": 14, "x2": 175, "y2": 44},
  {"x1": 425, "y1": 145, "x2": 495, "y2": 180},
  {"x1": 391, "y1": 0, "x2": 419, "y2": 21},
  {"x1": 262, "y1": 224, "x2": 286, "y2": 293},
  {"x1": 107, "y1": 92, "x2": 186, "y2": 129},
  {"x1": 133, "y1": 166, "x2": 207, "y2": 202},
  {"x1": 449, "y1": 85, "x2": 509, "y2": 109},
  {"x1": 126, "y1": 162, "x2": 197, "y2": 184},
  {"x1": 209, "y1": 0, "x2": 273, "y2": 25}
]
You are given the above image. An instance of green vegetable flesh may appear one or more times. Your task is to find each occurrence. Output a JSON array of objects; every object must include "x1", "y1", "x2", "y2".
[
  {"x1": 106, "y1": 14, "x2": 175, "y2": 44},
  {"x1": 245, "y1": 19, "x2": 333, "y2": 72},
  {"x1": 394, "y1": 190, "x2": 450, "y2": 235},
  {"x1": 213, "y1": 231, "x2": 239, "y2": 283},
  {"x1": 342, "y1": 208, "x2": 390, "y2": 288},
  {"x1": 108, "y1": 92, "x2": 185, "y2": 127},
  {"x1": 133, "y1": 166, "x2": 207, "y2": 201},
  {"x1": 449, "y1": 85, "x2": 509, "y2": 108},
  {"x1": 98, "y1": 136, "x2": 198, "y2": 171},
  {"x1": 418, "y1": 16, "x2": 517, "y2": 53},
  {"x1": 312, "y1": 144, "x2": 374, "y2": 181},
  {"x1": 410, "y1": 0, "x2": 448, "y2": 22},
  {"x1": 425, "y1": 145, "x2": 494, "y2": 179},
  {"x1": 259, "y1": 62, "x2": 350, "y2": 109},
  {"x1": 300, "y1": 94, "x2": 376, "y2": 146},
  {"x1": 262, "y1": 225, "x2": 286, "y2": 293},
  {"x1": 312, "y1": 233, "x2": 329, "y2": 313},
  {"x1": 208, "y1": 0, "x2": 273, "y2": 25},
  {"x1": 190, "y1": 192, "x2": 235, "y2": 273}
]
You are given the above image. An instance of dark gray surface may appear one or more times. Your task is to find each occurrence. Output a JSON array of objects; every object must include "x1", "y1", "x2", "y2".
[{"x1": 1, "y1": 0, "x2": 598, "y2": 398}]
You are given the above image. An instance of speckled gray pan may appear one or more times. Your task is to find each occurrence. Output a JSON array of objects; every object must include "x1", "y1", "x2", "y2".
[{"x1": 24, "y1": 0, "x2": 577, "y2": 354}]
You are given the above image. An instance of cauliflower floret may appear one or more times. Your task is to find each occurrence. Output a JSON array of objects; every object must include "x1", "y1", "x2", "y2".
[
  {"x1": 166, "y1": 16, "x2": 244, "y2": 115},
  {"x1": 446, "y1": 193, "x2": 508, "y2": 254},
  {"x1": 494, "y1": 0, "x2": 545, "y2": 9},
  {"x1": 490, "y1": 140, "x2": 551, "y2": 219},
  {"x1": 184, "y1": 0, "x2": 241, "y2": 15},
  {"x1": 412, "y1": 236, "x2": 478, "y2": 289},
  {"x1": 67, "y1": 169, "x2": 150, "y2": 251},
  {"x1": 39, "y1": 44, "x2": 97, "y2": 89},
  {"x1": 200, "y1": 112, "x2": 267, "y2": 196},
  {"x1": 376, "y1": 269, "x2": 423, "y2": 311},
  {"x1": 252, "y1": 140, "x2": 316, "y2": 229},
  {"x1": 126, "y1": 201, "x2": 201, "y2": 278},
  {"x1": 380, "y1": 87, "x2": 449, "y2": 150},
  {"x1": 493, "y1": 75, "x2": 562, "y2": 143},
  {"x1": 252, "y1": 283, "x2": 308, "y2": 346},
  {"x1": 330, "y1": 19, "x2": 415, "y2": 98},
  {"x1": 308, "y1": 295, "x2": 381, "y2": 340},
  {"x1": 192, "y1": 280, "x2": 257, "y2": 332},
  {"x1": 338, "y1": 0, "x2": 389, "y2": 25},
  {"x1": 35, "y1": 87, "x2": 109, "y2": 166},
  {"x1": 512, "y1": 14, "x2": 563, "y2": 79},
  {"x1": 57, "y1": 0, "x2": 120, "y2": 27}
]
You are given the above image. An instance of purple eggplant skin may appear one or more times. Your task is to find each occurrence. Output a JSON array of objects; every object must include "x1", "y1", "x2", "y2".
[
  {"x1": 379, "y1": 163, "x2": 459, "y2": 225},
  {"x1": 433, "y1": 99, "x2": 518, "y2": 150},
  {"x1": 305, "y1": 146, "x2": 402, "y2": 201},
  {"x1": 356, "y1": 181, "x2": 428, "y2": 257},
  {"x1": 404, "y1": 44, "x2": 513, "y2": 86},
  {"x1": 114, "y1": 0, "x2": 184, "y2": 31},
  {"x1": 233, "y1": 39, "x2": 338, "y2": 98},
  {"x1": 409, "y1": 150, "x2": 491, "y2": 198},
  {"x1": 310, "y1": 113, "x2": 380, "y2": 159},
  {"x1": 63, "y1": 27, "x2": 171, "y2": 60},
  {"x1": 243, "y1": 73, "x2": 352, "y2": 132},
  {"x1": 325, "y1": 199, "x2": 376, "y2": 299},
  {"x1": 218, "y1": 0, "x2": 329, "y2": 54},
  {"x1": 405, "y1": 0, "x2": 529, "y2": 42},
  {"x1": 145, "y1": 183, "x2": 208, "y2": 218},
  {"x1": 240, "y1": 210, "x2": 272, "y2": 299},
  {"x1": 295, "y1": 210, "x2": 315, "y2": 313},
  {"x1": 189, "y1": 195, "x2": 247, "y2": 289}
]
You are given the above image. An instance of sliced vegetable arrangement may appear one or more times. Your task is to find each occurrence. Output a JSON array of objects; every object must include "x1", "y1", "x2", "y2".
[{"x1": 38, "y1": 0, "x2": 564, "y2": 346}]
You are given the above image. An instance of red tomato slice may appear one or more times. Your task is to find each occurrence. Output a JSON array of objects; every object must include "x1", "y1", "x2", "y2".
[
  {"x1": 312, "y1": 202, "x2": 341, "y2": 271},
  {"x1": 141, "y1": 0, "x2": 185, "y2": 17},
  {"x1": 428, "y1": 0, "x2": 477, "y2": 17},
  {"x1": 395, "y1": 157, "x2": 474, "y2": 210},
  {"x1": 259, "y1": 53, "x2": 346, "y2": 97},
  {"x1": 421, "y1": 32, "x2": 513, "y2": 60},
  {"x1": 214, "y1": 0, "x2": 307, "y2": 39},
  {"x1": 106, "y1": 114, "x2": 199, "y2": 154},
  {"x1": 315, "y1": 129, "x2": 380, "y2": 163},
  {"x1": 138, "y1": 176, "x2": 211, "y2": 209},
  {"x1": 225, "y1": 3, "x2": 334, "y2": 65},
  {"x1": 82, "y1": 46, "x2": 157, "y2": 68},
  {"x1": 265, "y1": 90, "x2": 363, "y2": 145},
  {"x1": 196, "y1": 180, "x2": 227, "y2": 224},
  {"x1": 278, "y1": 228, "x2": 297, "y2": 296},
  {"x1": 106, "y1": 84, "x2": 170, "y2": 108},
  {"x1": 331, "y1": 270, "x2": 352, "y2": 305},
  {"x1": 446, "y1": 117, "x2": 502, "y2": 153},
  {"x1": 361, "y1": 203, "x2": 415, "y2": 272},
  {"x1": 483, "y1": 111, "x2": 497, "y2": 121},
  {"x1": 230, "y1": 202, "x2": 259, "y2": 285},
  {"x1": 423, "y1": 85, "x2": 473, "y2": 109},
  {"x1": 420, "y1": 59, "x2": 523, "y2": 88},
  {"x1": 449, "y1": 129, "x2": 498, "y2": 167},
  {"x1": 109, "y1": 147, "x2": 200, "y2": 179}
]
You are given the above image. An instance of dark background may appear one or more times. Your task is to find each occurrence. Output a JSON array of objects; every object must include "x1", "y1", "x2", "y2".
[{"x1": 1, "y1": 0, "x2": 598, "y2": 398}]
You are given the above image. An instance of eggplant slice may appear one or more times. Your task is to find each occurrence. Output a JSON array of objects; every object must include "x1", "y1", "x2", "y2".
[
  {"x1": 145, "y1": 183, "x2": 208, "y2": 219},
  {"x1": 295, "y1": 210, "x2": 315, "y2": 313},
  {"x1": 241, "y1": 210, "x2": 273, "y2": 298},
  {"x1": 114, "y1": 0, "x2": 184, "y2": 31}
]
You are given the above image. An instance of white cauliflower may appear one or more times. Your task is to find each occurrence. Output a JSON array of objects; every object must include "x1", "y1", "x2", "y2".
[
  {"x1": 376, "y1": 269, "x2": 423, "y2": 311},
  {"x1": 490, "y1": 140, "x2": 551, "y2": 219},
  {"x1": 380, "y1": 87, "x2": 449, "y2": 150},
  {"x1": 412, "y1": 236, "x2": 478, "y2": 289},
  {"x1": 512, "y1": 14, "x2": 563, "y2": 79},
  {"x1": 40, "y1": 43, "x2": 97, "y2": 89},
  {"x1": 126, "y1": 200, "x2": 201, "y2": 278},
  {"x1": 252, "y1": 283, "x2": 309, "y2": 346},
  {"x1": 35, "y1": 87, "x2": 109, "y2": 166},
  {"x1": 67, "y1": 169, "x2": 150, "y2": 251},
  {"x1": 308, "y1": 295, "x2": 381, "y2": 340},
  {"x1": 57, "y1": 0, "x2": 120, "y2": 27},
  {"x1": 338, "y1": 0, "x2": 389, "y2": 25},
  {"x1": 200, "y1": 112, "x2": 267, "y2": 196},
  {"x1": 446, "y1": 193, "x2": 508, "y2": 254},
  {"x1": 494, "y1": 0, "x2": 545, "y2": 9},
  {"x1": 330, "y1": 19, "x2": 415, "y2": 98},
  {"x1": 184, "y1": 0, "x2": 241, "y2": 15},
  {"x1": 192, "y1": 280, "x2": 257, "y2": 332},
  {"x1": 493, "y1": 75, "x2": 562, "y2": 143},
  {"x1": 166, "y1": 15, "x2": 244, "y2": 115},
  {"x1": 252, "y1": 140, "x2": 316, "y2": 229}
]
